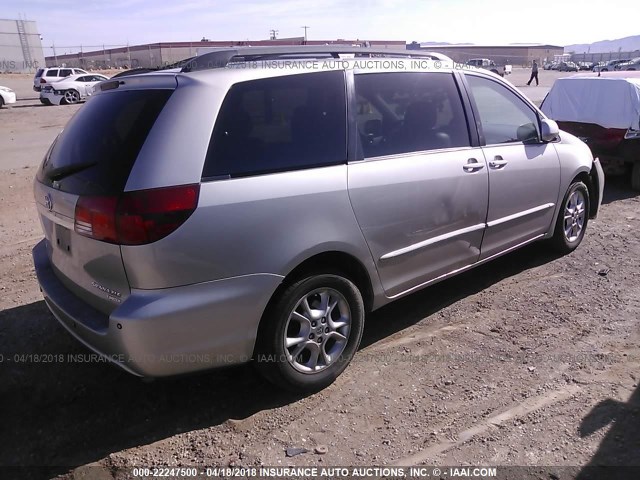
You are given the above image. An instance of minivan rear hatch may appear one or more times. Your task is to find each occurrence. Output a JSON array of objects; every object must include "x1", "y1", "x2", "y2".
[{"x1": 35, "y1": 87, "x2": 174, "y2": 315}]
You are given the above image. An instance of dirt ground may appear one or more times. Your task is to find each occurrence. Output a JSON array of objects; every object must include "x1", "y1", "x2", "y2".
[{"x1": 1, "y1": 69, "x2": 639, "y2": 480}]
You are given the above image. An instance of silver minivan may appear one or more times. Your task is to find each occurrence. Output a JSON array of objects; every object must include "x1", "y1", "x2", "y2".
[{"x1": 32, "y1": 47, "x2": 604, "y2": 391}]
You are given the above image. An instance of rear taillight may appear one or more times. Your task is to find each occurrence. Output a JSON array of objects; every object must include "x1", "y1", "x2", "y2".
[
  {"x1": 598, "y1": 129, "x2": 626, "y2": 148},
  {"x1": 40, "y1": 78, "x2": 46, "y2": 84},
  {"x1": 74, "y1": 196, "x2": 119, "y2": 242},
  {"x1": 74, "y1": 184, "x2": 200, "y2": 245}
]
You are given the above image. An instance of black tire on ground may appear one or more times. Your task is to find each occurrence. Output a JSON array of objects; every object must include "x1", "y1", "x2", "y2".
[
  {"x1": 255, "y1": 273, "x2": 365, "y2": 392},
  {"x1": 631, "y1": 162, "x2": 640, "y2": 191},
  {"x1": 0, "y1": 96, "x2": 4, "y2": 108},
  {"x1": 63, "y1": 89, "x2": 80, "y2": 105},
  {"x1": 551, "y1": 181, "x2": 590, "y2": 254}
]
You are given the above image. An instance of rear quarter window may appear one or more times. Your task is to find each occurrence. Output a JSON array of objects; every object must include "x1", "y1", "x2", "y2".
[
  {"x1": 203, "y1": 71, "x2": 347, "y2": 178},
  {"x1": 38, "y1": 89, "x2": 173, "y2": 195}
]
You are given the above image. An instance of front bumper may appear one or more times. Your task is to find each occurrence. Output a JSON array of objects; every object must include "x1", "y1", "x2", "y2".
[
  {"x1": 1, "y1": 91, "x2": 16, "y2": 104},
  {"x1": 33, "y1": 239, "x2": 282, "y2": 377},
  {"x1": 592, "y1": 157, "x2": 605, "y2": 218}
]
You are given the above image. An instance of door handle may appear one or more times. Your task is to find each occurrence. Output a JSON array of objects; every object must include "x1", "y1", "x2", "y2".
[
  {"x1": 489, "y1": 155, "x2": 508, "y2": 169},
  {"x1": 463, "y1": 158, "x2": 485, "y2": 173}
]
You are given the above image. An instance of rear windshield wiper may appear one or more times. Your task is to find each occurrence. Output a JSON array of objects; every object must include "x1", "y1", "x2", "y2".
[{"x1": 46, "y1": 161, "x2": 98, "y2": 181}]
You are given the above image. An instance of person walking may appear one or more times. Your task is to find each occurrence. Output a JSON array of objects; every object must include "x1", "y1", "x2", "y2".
[{"x1": 527, "y1": 60, "x2": 539, "y2": 86}]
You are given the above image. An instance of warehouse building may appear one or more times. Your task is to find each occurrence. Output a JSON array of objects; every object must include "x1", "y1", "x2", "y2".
[
  {"x1": 0, "y1": 18, "x2": 45, "y2": 73},
  {"x1": 411, "y1": 43, "x2": 564, "y2": 67},
  {"x1": 45, "y1": 38, "x2": 406, "y2": 69}
]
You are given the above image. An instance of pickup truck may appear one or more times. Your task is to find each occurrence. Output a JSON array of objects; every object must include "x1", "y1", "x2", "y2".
[{"x1": 465, "y1": 58, "x2": 512, "y2": 77}]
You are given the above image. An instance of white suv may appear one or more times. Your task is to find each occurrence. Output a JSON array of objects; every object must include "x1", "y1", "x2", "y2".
[{"x1": 33, "y1": 67, "x2": 89, "y2": 92}]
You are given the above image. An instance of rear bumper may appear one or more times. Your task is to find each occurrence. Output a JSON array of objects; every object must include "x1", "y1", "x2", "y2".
[
  {"x1": 39, "y1": 91, "x2": 63, "y2": 105},
  {"x1": 33, "y1": 239, "x2": 282, "y2": 377}
]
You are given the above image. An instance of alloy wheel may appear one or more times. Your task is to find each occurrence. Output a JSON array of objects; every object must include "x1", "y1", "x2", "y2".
[
  {"x1": 284, "y1": 288, "x2": 351, "y2": 373},
  {"x1": 64, "y1": 90, "x2": 80, "y2": 104},
  {"x1": 563, "y1": 189, "x2": 586, "y2": 242}
]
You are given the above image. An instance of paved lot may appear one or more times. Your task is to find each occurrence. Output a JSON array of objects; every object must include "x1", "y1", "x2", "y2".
[{"x1": 1, "y1": 68, "x2": 638, "y2": 479}]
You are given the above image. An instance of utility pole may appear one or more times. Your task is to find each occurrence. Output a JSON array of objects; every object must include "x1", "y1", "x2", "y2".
[
  {"x1": 301, "y1": 25, "x2": 310, "y2": 43},
  {"x1": 269, "y1": 29, "x2": 278, "y2": 40}
]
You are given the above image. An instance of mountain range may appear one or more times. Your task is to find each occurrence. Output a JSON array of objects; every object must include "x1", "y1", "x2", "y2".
[
  {"x1": 416, "y1": 35, "x2": 640, "y2": 53},
  {"x1": 565, "y1": 35, "x2": 640, "y2": 53}
]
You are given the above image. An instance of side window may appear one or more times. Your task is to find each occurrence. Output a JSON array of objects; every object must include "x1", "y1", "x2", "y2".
[
  {"x1": 46, "y1": 69, "x2": 58, "y2": 77},
  {"x1": 76, "y1": 76, "x2": 87, "y2": 82},
  {"x1": 203, "y1": 71, "x2": 346, "y2": 178},
  {"x1": 60, "y1": 69, "x2": 72, "y2": 77},
  {"x1": 354, "y1": 72, "x2": 470, "y2": 158},
  {"x1": 466, "y1": 75, "x2": 540, "y2": 145}
]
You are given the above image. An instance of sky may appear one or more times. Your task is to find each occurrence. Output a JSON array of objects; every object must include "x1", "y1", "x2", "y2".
[{"x1": 5, "y1": 0, "x2": 638, "y2": 56}]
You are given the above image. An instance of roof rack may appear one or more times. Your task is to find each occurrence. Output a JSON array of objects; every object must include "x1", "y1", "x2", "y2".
[{"x1": 180, "y1": 46, "x2": 444, "y2": 73}]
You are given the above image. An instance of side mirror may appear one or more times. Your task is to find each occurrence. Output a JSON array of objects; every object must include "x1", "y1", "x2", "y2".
[
  {"x1": 517, "y1": 122, "x2": 539, "y2": 143},
  {"x1": 540, "y1": 118, "x2": 560, "y2": 142}
]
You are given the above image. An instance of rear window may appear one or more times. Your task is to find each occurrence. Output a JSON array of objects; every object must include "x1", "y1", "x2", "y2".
[
  {"x1": 203, "y1": 71, "x2": 347, "y2": 178},
  {"x1": 38, "y1": 89, "x2": 173, "y2": 195},
  {"x1": 35, "y1": 69, "x2": 44, "y2": 78}
]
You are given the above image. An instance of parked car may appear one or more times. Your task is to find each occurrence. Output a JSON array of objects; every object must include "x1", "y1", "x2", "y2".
[
  {"x1": 32, "y1": 46, "x2": 604, "y2": 392},
  {"x1": 543, "y1": 62, "x2": 554, "y2": 70},
  {"x1": 465, "y1": 58, "x2": 512, "y2": 76},
  {"x1": 577, "y1": 62, "x2": 593, "y2": 71},
  {"x1": 541, "y1": 72, "x2": 640, "y2": 189},
  {"x1": 39, "y1": 74, "x2": 109, "y2": 105},
  {"x1": 591, "y1": 62, "x2": 606, "y2": 72},
  {"x1": 558, "y1": 62, "x2": 579, "y2": 72},
  {"x1": 614, "y1": 59, "x2": 631, "y2": 70},
  {"x1": 0, "y1": 85, "x2": 16, "y2": 108},
  {"x1": 620, "y1": 57, "x2": 640, "y2": 70},
  {"x1": 594, "y1": 59, "x2": 628, "y2": 72},
  {"x1": 33, "y1": 67, "x2": 89, "y2": 92}
]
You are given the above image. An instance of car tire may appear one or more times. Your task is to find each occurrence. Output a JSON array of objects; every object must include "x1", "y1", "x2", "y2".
[
  {"x1": 551, "y1": 181, "x2": 590, "y2": 254},
  {"x1": 255, "y1": 273, "x2": 365, "y2": 392},
  {"x1": 63, "y1": 89, "x2": 80, "y2": 105},
  {"x1": 0, "y1": 96, "x2": 4, "y2": 108},
  {"x1": 631, "y1": 162, "x2": 640, "y2": 191}
]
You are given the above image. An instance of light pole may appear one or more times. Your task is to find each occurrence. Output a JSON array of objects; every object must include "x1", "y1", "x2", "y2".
[
  {"x1": 301, "y1": 25, "x2": 310, "y2": 43},
  {"x1": 269, "y1": 29, "x2": 279, "y2": 40}
]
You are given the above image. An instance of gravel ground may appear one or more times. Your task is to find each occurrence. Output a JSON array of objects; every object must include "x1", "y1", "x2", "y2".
[{"x1": 0, "y1": 69, "x2": 639, "y2": 480}]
